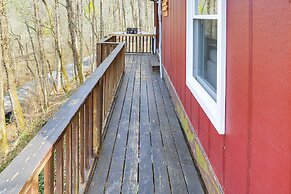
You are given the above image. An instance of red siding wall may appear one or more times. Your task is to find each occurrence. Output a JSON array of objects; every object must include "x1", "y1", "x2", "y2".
[{"x1": 162, "y1": 0, "x2": 291, "y2": 193}]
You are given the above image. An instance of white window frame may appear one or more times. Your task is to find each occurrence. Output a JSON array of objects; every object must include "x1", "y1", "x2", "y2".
[{"x1": 186, "y1": 0, "x2": 226, "y2": 134}]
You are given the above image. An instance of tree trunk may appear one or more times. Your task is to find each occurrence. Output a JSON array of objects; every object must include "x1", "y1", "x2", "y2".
[
  {"x1": 145, "y1": 0, "x2": 149, "y2": 31},
  {"x1": 33, "y1": 0, "x2": 49, "y2": 110},
  {"x1": 99, "y1": 0, "x2": 104, "y2": 38},
  {"x1": 137, "y1": 0, "x2": 142, "y2": 30},
  {"x1": 77, "y1": 0, "x2": 84, "y2": 78},
  {"x1": 25, "y1": 22, "x2": 46, "y2": 112},
  {"x1": 121, "y1": 0, "x2": 126, "y2": 30},
  {"x1": 129, "y1": 0, "x2": 137, "y2": 27},
  {"x1": 0, "y1": 0, "x2": 26, "y2": 133},
  {"x1": 54, "y1": 0, "x2": 70, "y2": 92},
  {"x1": 0, "y1": 0, "x2": 8, "y2": 152},
  {"x1": 66, "y1": 0, "x2": 84, "y2": 84}
]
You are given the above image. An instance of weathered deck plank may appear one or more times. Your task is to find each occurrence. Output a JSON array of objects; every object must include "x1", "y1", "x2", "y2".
[
  {"x1": 138, "y1": 56, "x2": 154, "y2": 194},
  {"x1": 157, "y1": 78, "x2": 205, "y2": 194},
  {"x1": 152, "y1": 73, "x2": 188, "y2": 194},
  {"x1": 121, "y1": 55, "x2": 141, "y2": 194},
  {"x1": 87, "y1": 55, "x2": 134, "y2": 194},
  {"x1": 146, "y1": 57, "x2": 171, "y2": 194},
  {"x1": 104, "y1": 53, "x2": 136, "y2": 194},
  {"x1": 87, "y1": 54, "x2": 205, "y2": 194}
]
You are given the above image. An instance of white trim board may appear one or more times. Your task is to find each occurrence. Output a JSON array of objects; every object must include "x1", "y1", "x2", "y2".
[{"x1": 186, "y1": 0, "x2": 226, "y2": 134}]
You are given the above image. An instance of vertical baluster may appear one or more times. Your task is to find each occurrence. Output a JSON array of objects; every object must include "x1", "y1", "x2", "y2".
[
  {"x1": 72, "y1": 116, "x2": 79, "y2": 193},
  {"x1": 44, "y1": 153, "x2": 54, "y2": 194},
  {"x1": 93, "y1": 81, "x2": 103, "y2": 154},
  {"x1": 146, "y1": 36, "x2": 150, "y2": 53},
  {"x1": 132, "y1": 36, "x2": 135, "y2": 53},
  {"x1": 150, "y1": 36, "x2": 153, "y2": 53},
  {"x1": 145, "y1": 36, "x2": 149, "y2": 53},
  {"x1": 146, "y1": 36, "x2": 149, "y2": 53},
  {"x1": 128, "y1": 36, "x2": 131, "y2": 53},
  {"x1": 80, "y1": 106, "x2": 85, "y2": 183},
  {"x1": 139, "y1": 35, "x2": 142, "y2": 53},
  {"x1": 102, "y1": 76, "x2": 106, "y2": 123},
  {"x1": 55, "y1": 138, "x2": 64, "y2": 193},
  {"x1": 126, "y1": 36, "x2": 129, "y2": 52},
  {"x1": 129, "y1": 36, "x2": 132, "y2": 53},
  {"x1": 134, "y1": 36, "x2": 137, "y2": 53},
  {"x1": 66, "y1": 126, "x2": 72, "y2": 194},
  {"x1": 150, "y1": 36, "x2": 154, "y2": 53},
  {"x1": 85, "y1": 101, "x2": 90, "y2": 169},
  {"x1": 131, "y1": 36, "x2": 133, "y2": 53},
  {"x1": 143, "y1": 36, "x2": 146, "y2": 53},
  {"x1": 88, "y1": 94, "x2": 93, "y2": 158}
]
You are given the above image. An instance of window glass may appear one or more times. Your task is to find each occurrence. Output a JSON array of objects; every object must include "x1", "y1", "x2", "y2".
[
  {"x1": 193, "y1": 19, "x2": 217, "y2": 100},
  {"x1": 197, "y1": 0, "x2": 217, "y2": 15}
]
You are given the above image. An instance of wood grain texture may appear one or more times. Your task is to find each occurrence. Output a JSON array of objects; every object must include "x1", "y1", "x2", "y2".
[
  {"x1": 44, "y1": 155, "x2": 54, "y2": 194},
  {"x1": 87, "y1": 54, "x2": 204, "y2": 194},
  {"x1": 0, "y1": 43, "x2": 125, "y2": 194}
]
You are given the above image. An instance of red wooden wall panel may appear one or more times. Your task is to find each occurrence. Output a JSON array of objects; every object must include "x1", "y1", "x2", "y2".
[
  {"x1": 198, "y1": 109, "x2": 210, "y2": 156},
  {"x1": 224, "y1": 0, "x2": 250, "y2": 193},
  {"x1": 250, "y1": 1, "x2": 291, "y2": 193},
  {"x1": 209, "y1": 124, "x2": 224, "y2": 184},
  {"x1": 190, "y1": 98, "x2": 199, "y2": 134},
  {"x1": 161, "y1": 0, "x2": 291, "y2": 193}
]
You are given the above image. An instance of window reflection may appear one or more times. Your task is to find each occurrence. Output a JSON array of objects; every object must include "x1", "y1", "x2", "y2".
[
  {"x1": 197, "y1": 0, "x2": 217, "y2": 15},
  {"x1": 193, "y1": 19, "x2": 217, "y2": 100}
]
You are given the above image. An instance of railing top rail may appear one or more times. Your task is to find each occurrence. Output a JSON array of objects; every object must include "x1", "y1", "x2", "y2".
[
  {"x1": 0, "y1": 42, "x2": 125, "y2": 193},
  {"x1": 99, "y1": 35, "x2": 116, "y2": 43},
  {"x1": 110, "y1": 33, "x2": 156, "y2": 37}
]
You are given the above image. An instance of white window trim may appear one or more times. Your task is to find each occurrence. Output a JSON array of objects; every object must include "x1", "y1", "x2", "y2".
[{"x1": 186, "y1": 0, "x2": 226, "y2": 134}]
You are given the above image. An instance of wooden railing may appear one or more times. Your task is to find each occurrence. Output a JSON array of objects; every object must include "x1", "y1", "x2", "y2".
[
  {"x1": 0, "y1": 39, "x2": 125, "y2": 193},
  {"x1": 110, "y1": 33, "x2": 155, "y2": 53}
]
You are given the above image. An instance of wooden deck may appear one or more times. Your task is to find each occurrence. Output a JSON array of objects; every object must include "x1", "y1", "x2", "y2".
[{"x1": 87, "y1": 54, "x2": 205, "y2": 194}]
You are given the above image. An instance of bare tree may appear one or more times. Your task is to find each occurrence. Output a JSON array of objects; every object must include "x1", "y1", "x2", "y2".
[
  {"x1": 84, "y1": 0, "x2": 98, "y2": 71},
  {"x1": 137, "y1": 0, "x2": 142, "y2": 29},
  {"x1": 129, "y1": 0, "x2": 137, "y2": 27},
  {"x1": 42, "y1": 0, "x2": 70, "y2": 92},
  {"x1": 0, "y1": 0, "x2": 26, "y2": 133},
  {"x1": 0, "y1": 0, "x2": 8, "y2": 152},
  {"x1": 66, "y1": 0, "x2": 84, "y2": 84},
  {"x1": 121, "y1": 0, "x2": 126, "y2": 30},
  {"x1": 0, "y1": 63, "x2": 8, "y2": 153},
  {"x1": 33, "y1": 0, "x2": 49, "y2": 109},
  {"x1": 99, "y1": 0, "x2": 104, "y2": 38}
]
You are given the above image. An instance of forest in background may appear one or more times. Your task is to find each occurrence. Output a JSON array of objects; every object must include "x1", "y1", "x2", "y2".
[{"x1": 0, "y1": 0, "x2": 154, "y2": 171}]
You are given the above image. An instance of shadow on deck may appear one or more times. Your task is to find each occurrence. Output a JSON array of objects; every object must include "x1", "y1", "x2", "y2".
[{"x1": 87, "y1": 54, "x2": 205, "y2": 194}]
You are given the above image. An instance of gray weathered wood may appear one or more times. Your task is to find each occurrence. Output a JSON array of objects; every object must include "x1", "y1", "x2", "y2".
[
  {"x1": 0, "y1": 42, "x2": 125, "y2": 194},
  {"x1": 153, "y1": 73, "x2": 188, "y2": 194},
  {"x1": 86, "y1": 54, "x2": 205, "y2": 194},
  {"x1": 104, "y1": 55, "x2": 136, "y2": 194},
  {"x1": 146, "y1": 56, "x2": 171, "y2": 194},
  {"x1": 121, "y1": 54, "x2": 141, "y2": 194},
  {"x1": 87, "y1": 55, "x2": 134, "y2": 194},
  {"x1": 138, "y1": 55, "x2": 154, "y2": 194},
  {"x1": 158, "y1": 77, "x2": 205, "y2": 194}
]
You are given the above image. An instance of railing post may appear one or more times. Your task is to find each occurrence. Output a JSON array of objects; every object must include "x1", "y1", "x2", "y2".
[{"x1": 96, "y1": 43, "x2": 102, "y2": 67}]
